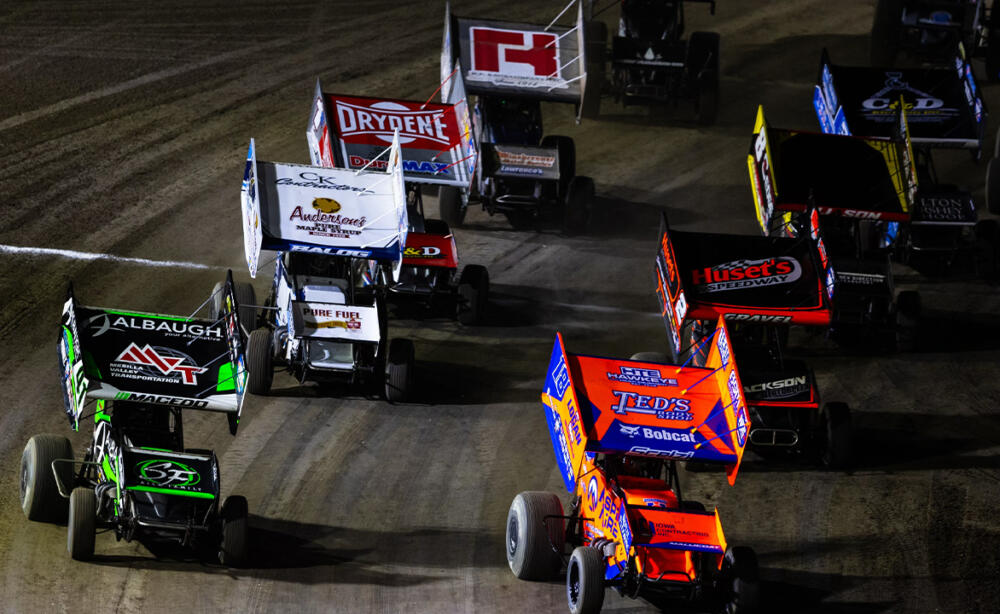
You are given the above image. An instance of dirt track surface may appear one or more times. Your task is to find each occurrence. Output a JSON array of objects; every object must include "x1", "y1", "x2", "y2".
[{"x1": 1, "y1": 1, "x2": 999, "y2": 613}]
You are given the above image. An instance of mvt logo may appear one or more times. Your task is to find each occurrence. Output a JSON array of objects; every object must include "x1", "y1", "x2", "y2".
[{"x1": 113, "y1": 343, "x2": 207, "y2": 385}]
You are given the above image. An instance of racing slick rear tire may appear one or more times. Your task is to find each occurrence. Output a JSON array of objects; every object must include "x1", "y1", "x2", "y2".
[
  {"x1": 974, "y1": 219, "x2": 1000, "y2": 280},
  {"x1": 220, "y1": 495, "x2": 249, "y2": 567},
  {"x1": 506, "y1": 491, "x2": 564, "y2": 580},
  {"x1": 423, "y1": 218, "x2": 452, "y2": 236},
  {"x1": 439, "y1": 186, "x2": 465, "y2": 228},
  {"x1": 682, "y1": 500, "x2": 707, "y2": 513},
  {"x1": 234, "y1": 282, "x2": 257, "y2": 330},
  {"x1": 719, "y1": 546, "x2": 760, "y2": 614},
  {"x1": 629, "y1": 351, "x2": 669, "y2": 364},
  {"x1": 385, "y1": 338, "x2": 415, "y2": 403},
  {"x1": 567, "y1": 546, "x2": 605, "y2": 614},
  {"x1": 688, "y1": 32, "x2": 720, "y2": 126},
  {"x1": 580, "y1": 20, "x2": 607, "y2": 119},
  {"x1": 21, "y1": 434, "x2": 73, "y2": 523},
  {"x1": 870, "y1": 0, "x2": 901, "y2": 66},
  {"x1": 820, "y1": 402, "x2": 852, "y2": 471},
  {"x1": 541, "y1": 135, "x2": 576, "y2": 186},
  {"x1": 987, "y1": 157, "x2": 1000, "y2": 214},
  {"x1": 895, "y1": 290, "x2": 921, "y2": 352},
  {"x1": 247, "y1": 328, "x2": 273, "y2": 395},
  {"x1": 457, "y1": 265, "x2": 489, "y2": 325},
  {"x1": 68, "y1": 487, "x2": 96, "y2": 561},
  {"x1": 563, "y1": 176, "x2": 595, "y2": 236}
]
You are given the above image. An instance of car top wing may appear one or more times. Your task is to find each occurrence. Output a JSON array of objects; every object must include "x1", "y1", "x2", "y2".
[
  {"x1": 542, "y1": 317, "x2": 750, "y2": 488},
  {"x1": 815, "y1": 49, "x2": 986, "y2": 150},
  {"x1": 655, "y1": 212, "x2": 835, "y2": 351},
  {"x1": 443, "y1": 1, "x2": 594, "y2": 117},
  {"x1": 241, "y1": 134, "x2": 408, "y2": 281},
  {"x1": 307, "y1": 80, "x2": 478, "y2": 190},
  {"x1": 749, "y1": 105, "x2": 917, "y2": 233},
  {"x1": 58, "y1": 273, "x2": 248, "y2": 433}
]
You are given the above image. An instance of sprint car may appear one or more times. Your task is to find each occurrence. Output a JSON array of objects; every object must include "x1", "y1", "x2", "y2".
[
  {"x1": 749, "y1": 106, "x2": 922, "y2": 350},
  {"x1": 305, "y1": 84, "x2": 490, "y2": 323},
  {"x1": 506, "y1": 318, "x2": 759, "y2": 614},
  {"x1": 588, "y1": 0, "x2": 720, "y2": 124},
  {"x1": 21, "y1": 274, "x2": 250, "y2": 564},
  {"x1": 440, "y1": 2, "x2": 598, "y2": 233},
  {"x1": 814, "y1": 50, "x2": 999, "y2": 278},
  {"x1": 237, "y1": 136, "x2": 416, "y2": 401},
  {"x1": 652, "y1": 212, "x2": 852, "y2": 469},
  {"x1": 871, "y1": 0, "x2": 1000, "y2": 79}
]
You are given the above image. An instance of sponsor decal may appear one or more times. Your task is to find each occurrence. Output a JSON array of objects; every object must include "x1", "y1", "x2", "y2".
[
  {"x1": 303, "y1": 306, "x2": 363, "y2": 331},
  {"x1": 135, "y1": 459, "x2": 201, "y2": 488},
  {"x1": 114, "y1": 392, "x2": 210, "y2": 408},
  {"x1": 335, "y1": 99, "x2": 451, "y2": 146},
  {"x1": 836, "y1": 271, "x2": 886, "y2": 286},
  {"x1": 403, "y1": 246, "x2": 444, "y2": 258},
  {"x1": 744, "y1": 376, "x2": 809, "y2": 399},
  {"x1": 717, "y1": 328, "x2": 731, "y2": 368},
  {"x1": 288, "y1": 244, "x2": 373, "y2": 258},
  {"x1": 552, "y1": 403, "x2": 574, "y2": 479},
  {"x1": 736, "y1": 404, "x2": 748, "y2": 447},
  {"x1": 275, "y1": 171, "x2": 374, "y2": 193},
  {"x1": 87, "y1": 314, "x2": 222, "y2": 339},
  {"x1": 611, "y1": 391, "x2": 692, "y2": 421},
  {"x1": 918, "y1": 196, "x2": 967, "y2": 221},
  {"x1": 495, "y1": 149, "x2": 555, "y2": 168},
  {"x1": 628, "y1": 445, "x2": 695, "y2": 459},
  {"x1": 619, "y1": 424, "x2": 641, "y2": 438},
  {"x1": 637, "y1": 427, "x2": 695, "y2": 443},
  {"x1": 618, "y1": 505, "x2": 632, "y2": 546},
  {"x1": 587, "y1": 475, "x2": 601, "y2": 510},
  {"x1": 862, "y1": 72, "x2": 949, "y2": 112},
  {"x1": 112, "y1": 343, "x2": 207, "y2": 386},
  {"x1": 643, "y1": 498, "x2": 672, "y2": 509},
  {"x1": 752, "y1": 128, "x2": 776, "y2": 226},
  {"x1": 348, "y1": 154, "x2": 451, "y2": 175},
  {"x1": 723, "y1": 313, "x2": 792, "y2": 323},
  {"x1": 312, "y1": 197, "x2": 341, "y2": 214},
  {"x1": 691, "y1": 257, "x2": 801, "y2": 293},
  {"x1": 647, "y1": 520, "x2": 711, "y2": 540},
  {"x1": 551, "y1": 351, "x2": 571, "y2": 398},
  {"x1": 468, "y1": 27, "x2": 563, "y2": 89},
  {"x1": 607, "y1": 366, "x2": 677, "y2": 388}
]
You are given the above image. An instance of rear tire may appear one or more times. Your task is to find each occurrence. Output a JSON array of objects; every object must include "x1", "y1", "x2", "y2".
[
  {"x1": 21, "y1": 434, "x2": 73, "y2": 523},
  {"x1": 439, "y1": 186, "x2": 465, "y2": 227},
  {"x1": 506, "y1": 491, "x2": 565, "y2": 580},
  {"x1": 580, "y1": 20, "x2": 607, "y2": 119},
  {"x1": 987, "y1": 157, "x2": 1000, "y2": 214},
  {"x1": 566, "y1": 546, "x2": 605, "y2": 614},
  {"x1": 67, "y1": 487, "x2": 96, "y2": 561},
  {"x1": 720, "y1": 546, "x2": 760, "y2": 614},
  {"x1": 629, "y1": 351, "x2": 669, "y2": 364},
  {"x1": 563, "y1": 176, "x2": 595, "y2": 236},
  {"x1": 457, "y1": 265, "x2": 489, "y2": 325},
  {"x1": 385, "y1": 338, "x2": 415, "y2": 402},
  {"x1": 541, "y1": 135, "x2": 576, "y2": 185},
  {"x1": 233, "y1": 282, "x2": 257, "y2": 330},
  {"x1": 220, "y1": 495, "x2": 249, "y2": 567},
  {"x1": 246, "y1": 328, "x2": 273, "y2": 395},
  {"x1": 870, "y1": 0, "x2": 902, "y2": 66},
  {"x1": 974, "y1": 219, "x2": 1000, "y2": 280},
  {"x1": 821, "y1": 402, "x2": 852, "y2": 470}
]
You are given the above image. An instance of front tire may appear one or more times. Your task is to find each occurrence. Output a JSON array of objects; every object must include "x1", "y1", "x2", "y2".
[
  {"x1": 457, "y1": 265, "x2": 489, "y2": 325},
  {"x1": 220, "y1": 495, "x2": 249, "y2": 567},
  {"x1": 719, "y1": 546, "x2": 760, "y2": 614},
  {"x1": 246, "y1": 328, "x2": 273, "y2": 395},
  {"x1": 439, "y1": 186, "x2": 465, "y2": 228},
  {"x1": 567, "y1": 546, "x2": 605, "y2": 614},
  {"x1": 21, "y1": 434, "x2": 73, "y2": 523},
  {"x1": 68, "y1": 487, "x2": 96, "y2": 561},
  {"x1": 821, "y1": 402, "x2": 852, "y2": 470},
  {"x1": 385, "y1": 338, "x2": 415, "y2": 402},
  {"x1": 563, "y1": 176, "x2": 595, "y2": 236},
  {"x1": 506, "y1": 491, "x2": 564, "y2": 580}
]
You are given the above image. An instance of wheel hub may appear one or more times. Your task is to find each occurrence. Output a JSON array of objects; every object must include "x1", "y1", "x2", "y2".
[{"x1": 507, "y1": 516, "x2": 518, "y2": 556}]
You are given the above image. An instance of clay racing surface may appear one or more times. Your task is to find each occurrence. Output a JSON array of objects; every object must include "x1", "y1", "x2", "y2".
[{"x1": 0, "y1": 1, "x2": 998, "y2": 612}]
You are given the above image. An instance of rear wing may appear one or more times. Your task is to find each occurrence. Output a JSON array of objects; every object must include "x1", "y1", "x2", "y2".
[
  {"x1": 815, "y1": 49, "x2": 986, "y2": 150},
  {"x1": 628, "y1": 506, "x2": 726, "y2": 554},
  {"x1": 58, "y1": 272, "x2": 248, "y2": 434},
  {"x1": 655, "y1": 211, "x2": 836, "y2": 350},
  {"x1": 307, "y1": 80, "x2": 478, "y2": 189},
  {"x1": 240, "y1": 135, "x2": 408, "y2": 281},
  {"x1": 542, "y1": 317, "x2": 750, "y2": 488},
  {"x1": 442, "y1": 0, "x2": 598, "y2": 120},
  {"x1": 749, "y1": 105, "x2": 916, "y2": 233}
]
